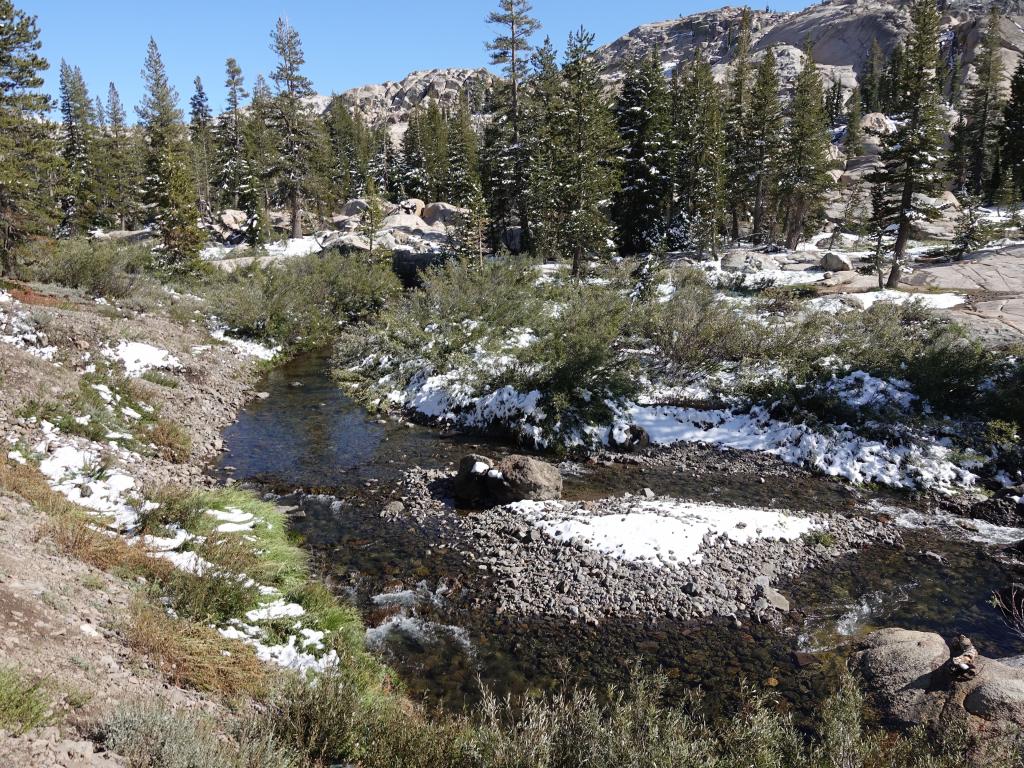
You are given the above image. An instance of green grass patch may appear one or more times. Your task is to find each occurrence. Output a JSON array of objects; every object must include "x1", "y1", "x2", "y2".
[
  {"x1": 140, "y1": 369, "x2": 180, "y2": 388},
  {"x1": 0, "y1": 666, "x2": 52, "y2": 735}
]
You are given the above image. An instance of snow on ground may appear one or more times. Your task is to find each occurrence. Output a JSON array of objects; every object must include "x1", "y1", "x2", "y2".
[
  {"x1": 813, "y1": 290, "x2": 966, "y2": 312},
  {"x1": 21, "y1": 416, "x2": 337, "y2": 675},
  {"x1": 825, "y1": 371, "x2": 916, "y2": 411},
  {"x1": 102, "y1": 340, "x2": 181, "y2": 377},
  {"x1": 209, "y1": 327, "x2": 279, "y2": 361},
  {"x1": 616, "y1": 403, "x2": 973, "y2": 491},
  {"x1": 201, "y1": 235, "x2": 324, "y2": 263},
  {"x1": 512, "y1": 498, "x2": 819, "y2": 567},
  {"x1": 0, "y1": 292, "x2": 58, "y2": 361}
]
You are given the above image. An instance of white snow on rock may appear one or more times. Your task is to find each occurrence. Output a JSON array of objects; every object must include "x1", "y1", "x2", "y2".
[
  {"x1": 813, "y1": 290, "x2": 966, "y2": 312},
  {"x1": 102, "y1": 341, "x2": 181, "y2": 377},
  {"x1": 619, "y1": 404, "x2": 973, "y2": 491},
  {"x1": 512, "y1": 499, "x2": 818, "y2": 566}
]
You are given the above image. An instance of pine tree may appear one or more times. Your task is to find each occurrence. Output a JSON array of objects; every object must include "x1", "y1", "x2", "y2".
[
  {"x1": 869, "y1": 0, "x2": 947, "y2": 288},
  {"x1": 269, "y1": 17, "x2": 317, "y2": 238},
  {"x1": 243, "y1": 75, "x2": 276, "y2": 242},
  {"x1": 450, "y1": 181, "x2": 489, "y2": 266},
  {"x1": 1003, "y1": 58, "x2": 1024, "y2": 203},
  {"x1": 446, "y1": 91, "x2": 480, "y2": 206},
  {"x1": 304, "y1": 114, "x2": 337, "y2": 227},
  {"x1": 211, "y1": 58, "x2": 251, "y2": 214},
  {"x1": 100, "y1": 83, "x2": 139, "y2": 229},
  {"x1": 553, "y1": 28, "x2": 620, "y2": 276},
  {"x1": 744, "y1": 47, "x2": 785, "y2": 244},
  {"x1": 189, "y1": 76, "x2": 215, "y2": 216},
  {"x1": 421, "y1": 101, "x2": 449, "y2": 201},
  {"x1": 670, "y1": 52, "x2": 726, "y2": 257},
  {"x1": 861, "y1": 38, "x2": 886, "y2": 114},
  {"x1": 951, "y1": 192, "x2": 991, "y2": 256},
  {"x1": 724, "y1": 9, "x2": 753, "y2": 242},
  {"x1": 779, "y1": 44, "x2": 833, "y2": 250},
  {"x1": 825, "y1": 77, "x2": 844, "y2": 128},
  {"x1": 961, "y1": 7, "x2": 1005, "y2": 199},
  {"x1": 0, "y1": 0, "x2": 58, "y2": 275},
  {"x1": 521, "y1": 36, "x2": 563, "y2": 258},
  {"x1": 325, "y1": 97, "x2": 372, "y2": 202},
  {"x1": 844, "y1": 87, "x2": 864, "y2": 160},
  {"x1": 137, "y1": 38, "x2": 204, "y2": 266},
  {"x1": 401, "y1": 107, "x2": 429, "y2": 199},
  {"x1": 880, "y1": 43, "x2": 906, "y2": 114},
  {"x1": 481, "y1": 0, "x2": 541, "y2": 243},
  {"x1": 58, "y1": 60, "x2": 98, "y2": 236},
  {"x1": 359, "y1": 177, "x2": 390, "y2": 261},
  {"x1": 613, "y1": 50, "x2": 673, "y2": 254}
]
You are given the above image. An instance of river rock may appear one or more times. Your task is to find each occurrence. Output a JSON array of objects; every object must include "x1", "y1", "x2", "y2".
[
  {"x1": 609, "y1": 424, "x2": 650, "y2": 453},
  {"x1": 453, "y1": 454, "x2": 496, "y2": 506},
  {"x1": 857, "y1": 628, "x2": 1024, "y2": 733},
  {"x1": 488, "y1": 455, "x2": 563, "y2": 504}
]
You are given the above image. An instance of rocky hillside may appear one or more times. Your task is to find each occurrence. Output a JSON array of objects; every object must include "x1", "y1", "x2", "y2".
[
  {"x1": 320, "y1": 0, "x2": 1024, "y2": 128},
  {"x1": 333, "y1": 67, "x2": 498, "y2": 125},
  {"x1": 594, "y1": 0, "x2": 1024, "y2": 96}
]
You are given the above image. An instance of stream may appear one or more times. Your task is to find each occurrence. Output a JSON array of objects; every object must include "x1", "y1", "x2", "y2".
[{"x1": 217, "y1": 351, "x2": 1023, "y2": 720}]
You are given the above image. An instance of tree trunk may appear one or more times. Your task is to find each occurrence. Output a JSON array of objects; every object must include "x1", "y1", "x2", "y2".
[
  {"x1": 887, "y1": 181, "x2": 914, "y2": 288},
  {"x1": 290, "y1": 190, "x2": 302, "y2": 239},
  {"x1": 730, "y1": 206, "x2": 740, "y2": 243},
  {"x1": 572, "y1": 246, "x2": 582, "y2": 278},
  {"x1": 784, "y1": 198, "x2": 807, "y2": 250}
]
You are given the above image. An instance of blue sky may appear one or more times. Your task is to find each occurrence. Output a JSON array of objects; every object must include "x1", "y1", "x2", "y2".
[{"x1": 23, "y1": 0, "x2": 810, "y2": 117}]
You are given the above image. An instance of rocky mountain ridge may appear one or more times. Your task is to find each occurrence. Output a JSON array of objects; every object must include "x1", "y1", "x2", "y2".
[{"x1": 316, "y1": 0, "x2": 1023, "y2": 127}]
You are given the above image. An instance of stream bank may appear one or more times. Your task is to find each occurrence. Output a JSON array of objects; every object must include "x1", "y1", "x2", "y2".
[{"x1": 218, "y1": 351, "x2": 1024, "y2": 717}]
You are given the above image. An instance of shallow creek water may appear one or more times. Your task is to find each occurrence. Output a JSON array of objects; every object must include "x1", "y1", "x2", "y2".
[{"x1": 217, "y1": 352, "x2": 1023, "y2": 718}]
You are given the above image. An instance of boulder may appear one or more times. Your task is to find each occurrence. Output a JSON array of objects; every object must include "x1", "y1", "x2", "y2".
[
  {"x1": 453, "y1": 454, "x2": 496, "y2": 506},
  {"x1": 488, "y1": 455, "x2": 563, "y2": 504},
  {"x1": 861, "y1": 112, "x2": 896, "y2": 135},
  {"x1": 609, "y1": 424, "x2": 651, "y2": 452},
  {"x1": 502, "y1": 226, "x2": 523, "y2": 253},
  {"x1": 857, "y1": 629, "x2": 1024, "y2": 733},
  {"x1": 820, "y1": 251, "x2": 853, "y2": 272},
  {"x1": 399, "y1": 198, "x2": 426, "y2": 217},
  {"x1": 422, "y1": 202, "x2": 466, "y2": 228},
  {"x1": 382, "y1": 212, "x2": 434, "y2": 233},
  {"x1": 219, "y1": 209, "x2": 248, "y2": 231},
  {"x1": 339, "y1": 198, "x2": 369, "y2": 217}
]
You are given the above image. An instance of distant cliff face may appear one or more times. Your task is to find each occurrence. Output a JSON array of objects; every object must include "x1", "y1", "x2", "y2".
[
  {"x1": 594, "y1": 0, "x2": 1023, "y2": 96},
  {"x1": 333, "y1": 68, "x2": 499, "y2": 125},
  {"x1": 316, "y1": 0, "x2": 1023, "y2": 127}
]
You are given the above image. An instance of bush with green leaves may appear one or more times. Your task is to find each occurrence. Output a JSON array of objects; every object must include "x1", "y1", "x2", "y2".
[
  {"x1": 207, "y1": 249, "x2": 402, "y2": 349},
  {"x1": 337, "y1": 258, "x2": 641, "y2": 442},
  {"x1": 18, "y1": 238, "x2": 154, "y2": 299}
]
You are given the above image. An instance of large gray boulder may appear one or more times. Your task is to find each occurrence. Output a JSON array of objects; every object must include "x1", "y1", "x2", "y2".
[
  {"x1": 490, "y1": 455, "x2": 563, "y2": 504},
  {"x1": 857, "y1": 629, "x2": 1024, "y2": 733},
  {"x1": 422, "y1": 202, "x2": 466, "y2": 228},
  {"x1": 452, "y1": 454, "x2": 563, "y2": 507},
  {"x1": 820, "y1": 251, "x2": 854, "y2": 272}
]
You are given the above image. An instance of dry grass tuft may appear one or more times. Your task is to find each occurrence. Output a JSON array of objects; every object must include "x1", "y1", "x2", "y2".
[{"x1": 127, "y1": 604, "x2": 267, "y2": 699}]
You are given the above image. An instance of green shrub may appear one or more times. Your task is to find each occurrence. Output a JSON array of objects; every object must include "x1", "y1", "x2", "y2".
[
  {"x1": 18, "y1": 238, "x2": 154, "y2": 299},
  {"x1": 206, "y1": 250, "x2": 402, "y2": 348},
  {"x1": 0, "y1": 666, "x2": 51, "y2": 734},
  {"x1": 102, "y1": 701, "x2": 298, "y2": 768}
]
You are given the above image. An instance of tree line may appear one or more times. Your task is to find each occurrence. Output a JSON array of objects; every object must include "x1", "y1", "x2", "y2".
[{"x1": 1, "y1": 0, "x2": 1023, "y2": 278}]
